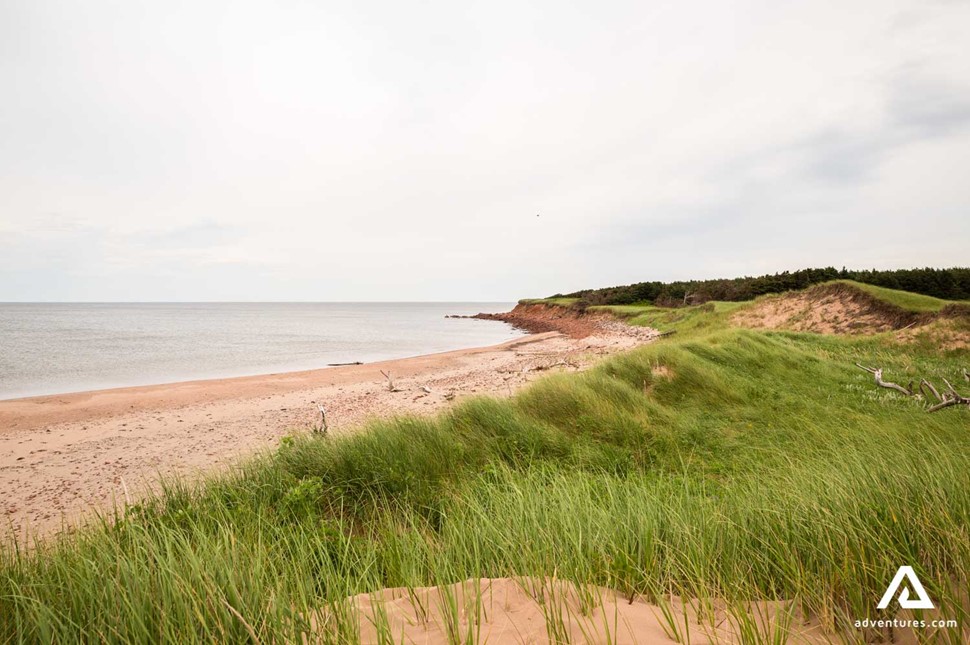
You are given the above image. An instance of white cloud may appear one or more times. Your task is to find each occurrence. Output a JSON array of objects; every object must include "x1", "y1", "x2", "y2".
[{"x1": 1, "y1": 0, "x2": 968, "y2": 300}]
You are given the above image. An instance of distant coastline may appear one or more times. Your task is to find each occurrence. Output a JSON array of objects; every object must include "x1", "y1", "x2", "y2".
[{"x1": 0, "y1": 302, "x2": 520, "y2": 400}]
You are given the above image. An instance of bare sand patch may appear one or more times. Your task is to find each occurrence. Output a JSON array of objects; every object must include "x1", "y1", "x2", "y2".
[
  {"x1": 733, "y1": 292, "x2": 890, "y2": 334},
  {"x1": 731, "y1": 283, "x2": 922, "y2": 335},
  {"x1": 326, "y1": 577, "x2": 829, "y2": 644}
]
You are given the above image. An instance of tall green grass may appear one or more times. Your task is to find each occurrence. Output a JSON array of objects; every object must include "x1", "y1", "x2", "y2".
[
  {"x1": 1, "y1": 329, "x2": 968, "y2": 642},
  {"x1": 838, "y1": 280, "x2": 968, "y2": 312},
  {"x1": 593, "y1": 300, "x2": 747, "y2": 336},
  {"x1": 518, "y1": 297, "x2": 581, "y2": 307}
]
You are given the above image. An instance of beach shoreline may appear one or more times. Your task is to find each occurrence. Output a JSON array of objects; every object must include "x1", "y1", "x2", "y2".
[
  {"x1": 0, "y1": 333, "x2": 547, "y2": 431},
  {"x1": 1, "y1": 312, "x2": 659, "y2": 539}
]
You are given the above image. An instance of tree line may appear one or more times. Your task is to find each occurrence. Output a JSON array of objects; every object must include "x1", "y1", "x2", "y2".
[{"x1": 558, "y1": 267, "x2": 970, "y2": 307}]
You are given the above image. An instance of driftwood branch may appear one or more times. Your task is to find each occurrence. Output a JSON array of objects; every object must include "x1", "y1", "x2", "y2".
[
  {"x1": 924, "y1": 378, "x2": 970, "y2": 412},
  {"x1": 534, "y1": 359, "x2": 580, "y2": 371},
  {"x1": 519, "y1": 358, "x2": 581, "y2": 375},
  {"x1": 314, "y1": 405, "x2": 328, "y2": 435},
  {"x1": 855, "y1": 364, "x2": 914, "y2": 396},
  {"x1": 380, "y1": 370, "x2": 402, "y2": 392},
  {"x1": 943, "y1": 378, "x2": 959, "y2": 396},
  {"x1": 919, "y1": 379, "x2": 943, "y2": 403},
  {"x1": 857, "y1": 364, "x2": 969, "y2": 413},
  {"x1": 894, "y1": 321, "x2": 918, "y2": 334}
]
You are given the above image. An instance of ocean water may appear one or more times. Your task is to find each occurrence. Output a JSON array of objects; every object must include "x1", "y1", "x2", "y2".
[{"x1": 0, "y1": 303, "x2": 522, "y2": 400}]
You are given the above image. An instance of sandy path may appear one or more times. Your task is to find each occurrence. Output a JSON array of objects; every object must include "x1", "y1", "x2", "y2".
[
  {"x1": 346, "y1": 577, "x2": 829, "y2": 644},
  {"x1": 0, "y1": 325, "x2": 657, "y2": 539}
]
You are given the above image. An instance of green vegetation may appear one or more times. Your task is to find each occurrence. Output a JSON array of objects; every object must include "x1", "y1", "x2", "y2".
[
  {"x1": 534, "y1": 280, "x2": 970, "y2": 339},
  {"x1": 841, "y1": 280, "x2": 965, "y2": 313},
  {"x1": 593, "y1": 301, "x2": 748, "y2": 336},
  {"x1": 518, "y1": 296, "x2": 580, "y2": 307},
  {"x1": 2, "y1": 297, "x2": 969, "y2": 642},
  {"x1": 557, "y1": 266, "x2": 970, "y2": 306}
]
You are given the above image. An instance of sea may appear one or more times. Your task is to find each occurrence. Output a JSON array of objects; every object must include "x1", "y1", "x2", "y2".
[{"x1": 0, "y1": 303, "x2": 522, "y2": 400}]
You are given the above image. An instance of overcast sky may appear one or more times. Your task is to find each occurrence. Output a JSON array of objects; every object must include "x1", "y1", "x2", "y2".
[{"x1": 1, "y1": 1, "x2": 968, "y2": 301}]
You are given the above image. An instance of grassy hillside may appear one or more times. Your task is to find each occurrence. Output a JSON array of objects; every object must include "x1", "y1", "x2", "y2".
[
  {"x1": 841, "y1": 280, "x2": 968, "y2": 312},
  {"x1": 519, "y1": 296, "x2": 581, "y2": 307},
  {"x1": 557, "y1": 266, "x2": 970, "y2": 306},
  {"x1": 592, "y1": 301, "x2": 748, "y2": 336},
  {"x1": 2, "y1": 300, "x2": 969, "y2": 642},
  {"x1": 527, "y1": 280, "x2": 970, "y2": 338}
]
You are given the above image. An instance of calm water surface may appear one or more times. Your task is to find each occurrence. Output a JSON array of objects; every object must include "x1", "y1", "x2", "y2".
[{"x1": 0, "y1": 303, "x2": 521, "y2": 400}]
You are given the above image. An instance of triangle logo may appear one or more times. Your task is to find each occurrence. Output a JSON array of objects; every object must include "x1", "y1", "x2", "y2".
[{"x1": 876, "y1": 566, "x2": 934, "y2": 610}]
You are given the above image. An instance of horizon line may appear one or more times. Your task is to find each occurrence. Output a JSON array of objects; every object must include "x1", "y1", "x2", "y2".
[{"x1": 0, "y1": 300, "x2": 521, "y2": 305}]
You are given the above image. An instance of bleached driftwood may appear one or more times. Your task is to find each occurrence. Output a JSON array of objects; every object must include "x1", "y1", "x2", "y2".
[
  {"x1": 314, "y1": 405, "x2": 328, "y2": 435},
  {"x1": 524, "y1": 358, "x2": 580, "y2": 374},
  {"x1": 856, "y1": 364, "x2": 969, "y2": 413},
  {"x1": 380, "y1": 370, "x2": 402, "y2": 392},
  {"x1": 925, "y1": 377, "x2": 970, "y2": 413},
  {"x1": 855, "y1": 364, "x2": 913, "y2": 396},
  {"x1": 919, "y1": 379, "x2": 942, "y2": 403}
]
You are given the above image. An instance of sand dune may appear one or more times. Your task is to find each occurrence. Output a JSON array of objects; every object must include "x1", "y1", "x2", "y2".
[{"x1": 334, "y1": 577, "x2": 828, "y2": 644}]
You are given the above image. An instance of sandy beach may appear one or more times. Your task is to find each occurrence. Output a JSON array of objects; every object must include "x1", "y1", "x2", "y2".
[{"x1": 0, "y1": 313, "x2": 658, "y2": 539}]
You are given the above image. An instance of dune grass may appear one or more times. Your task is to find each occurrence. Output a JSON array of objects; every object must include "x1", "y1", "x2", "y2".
[
  {"x1": 835, "y1": 280, "x2": 968, "y2": 312},
  {"x1": 593, "y1": 301, "x2": 747, "y2": 336},
  {"x1": 1, "y1": 325, "x2": 968, "y2": 642},
  {"x1": 519, "y1": 296, "x2": 581, "y2": 307}
]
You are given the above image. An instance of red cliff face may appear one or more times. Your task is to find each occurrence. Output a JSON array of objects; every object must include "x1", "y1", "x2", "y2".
[{"x1": 474, "y1": 303, "x2": 608, "y2": 338}]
